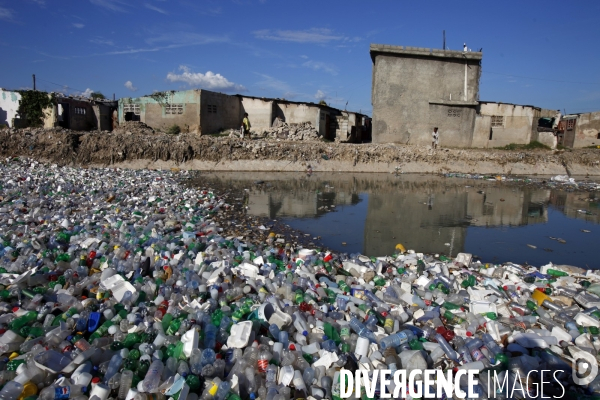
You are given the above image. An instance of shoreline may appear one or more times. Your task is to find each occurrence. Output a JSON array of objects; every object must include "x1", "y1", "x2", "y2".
[{"x1": 2, "y1": 128, "x2": 600, "y2": 176}]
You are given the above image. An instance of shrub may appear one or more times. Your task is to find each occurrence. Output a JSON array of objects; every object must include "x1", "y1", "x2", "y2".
[{"x1": 166, "y1": 125, "x2": 181, "y2": 135}]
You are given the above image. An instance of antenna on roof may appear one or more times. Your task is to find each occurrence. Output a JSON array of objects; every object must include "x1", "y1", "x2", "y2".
[{"x1": 443, "y1": 30, "x2": 446, "y2": 50}]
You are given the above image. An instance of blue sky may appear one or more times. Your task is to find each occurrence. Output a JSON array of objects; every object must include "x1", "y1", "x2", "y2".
[{"x1": 1, "y1": 0, "x2": 599, "y2": 116}]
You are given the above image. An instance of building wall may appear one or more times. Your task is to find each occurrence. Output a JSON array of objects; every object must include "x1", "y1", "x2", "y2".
[
  {"x1": 119, "y1": 90, "x2": 201, "y2": 132},
  {"x1": 370, "y1": 46, "x2": 482, "y2": 146},
  {"x1": 537, "y1": 131, "x2": 557, "y2": 149},
  {"x1": 240, "y1": 97, "x2": 273, "y2": 132},
  {"x1": 93, "y1": 104, "x2": 114, "y2": 131},
  {"x1": 573, "y1": 111, "x2": 600, "y2": 148},
  {"x1": 472, "y1": 103, "x2": 537, "y2": 148},
  {"x1": 200, "y1": 90, "x2": 240, "y2": 134},
  {"x1": 429, "y1": 104, "x2": 476, "y2": 147},
  {"x1": 0, "y1": 89, "x2": 22, "y2": 127},
  {"x1": 275, "y1": 102, "x2": 320, "y2": 127}
]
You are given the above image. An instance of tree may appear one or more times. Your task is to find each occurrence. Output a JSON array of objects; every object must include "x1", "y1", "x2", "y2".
[
  {"x1": 318, "y1": 100, "x2": 328, "y2": 106},
  {"x1": 91, "y1": 92, "x2": 106, "y2": 100}
]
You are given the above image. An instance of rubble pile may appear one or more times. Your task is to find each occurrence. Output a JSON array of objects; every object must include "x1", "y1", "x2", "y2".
[
  {"x1": 112, "y1": 121, "x2": 158, "y2": 136},
  {"x1": 262, "y1": 120, "x2": 322, "y2": 141}
]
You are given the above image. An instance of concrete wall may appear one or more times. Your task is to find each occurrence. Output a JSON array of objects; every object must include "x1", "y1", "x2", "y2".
[
  {"x1": 240, "y1": 97, "x2": 273, "y2": 132},
  {"x1": 429, "y1": 104, "x2": 476, "y2": 147},
  {"x1": 200, "y1": 90, "x2": 240, "y2": 134},
  {"x1": 537, "y1": 131, "x2": 557, "y2": 149},
  {"x1": 0, "y1": 89, "x2": 22, "y2": 127},
  {"x1": 573, "y1": 111, "x2": 600, "y2": 148},
  {"x1": 472, "y1": 103, "x2": 537, "y2": 148},
  {"x1": 370, "y1": 45, "x2": 482, "y2": 146},
  {"x1": 275, "y1": 102, "x2": 320, "y2": 127},
  {"x1": 119, "y1": 90, "x2": 202, "y2": 133}
]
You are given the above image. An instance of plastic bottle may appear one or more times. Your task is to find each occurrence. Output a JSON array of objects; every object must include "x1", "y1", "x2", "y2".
[{"x1": 142, "y1": 360, "x2": 164, "y2": 393}]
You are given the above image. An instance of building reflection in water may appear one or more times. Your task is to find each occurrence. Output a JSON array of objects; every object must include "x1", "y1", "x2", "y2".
[{"x1": 197, "y1": 172, "x2": 599, "y2": 256}]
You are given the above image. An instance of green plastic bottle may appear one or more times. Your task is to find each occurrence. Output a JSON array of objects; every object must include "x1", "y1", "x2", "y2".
[
  {"x1": 166, "y1": 319, "x2": 182, "y2": 336},
  {"x1": 9, "y1": 311, "x2": 37, "y2": 331},
  {"x1": 547, "y1": 269, "x2": 568, "y2": 277}
]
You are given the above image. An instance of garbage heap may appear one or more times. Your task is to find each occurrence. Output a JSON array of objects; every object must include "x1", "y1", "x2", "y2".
[
  {"x1": 2, "y1": 158, "x2": 600, "y2": 400},
  {"x1": 262, "y1": 119, "x2": 321, "y2": 141},
  {"x1": 112, "y1": 122, "x2": 158, "y2": 136}
]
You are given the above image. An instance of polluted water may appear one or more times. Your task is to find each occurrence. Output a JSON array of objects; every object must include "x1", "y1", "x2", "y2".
[{"x1": 2, "y1": 158, "x2": 600, "y2": 400}]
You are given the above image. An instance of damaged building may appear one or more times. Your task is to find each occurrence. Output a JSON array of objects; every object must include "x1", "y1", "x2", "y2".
[
  {"x1": 54, "y1": 95, "x2": 117, "y2": 131},
  {"x1": 472, "y1": 102, "x2": 557, "y2": 148},
  {"x1": 0, "y1": 88, "x2": 116, "y2": 131},
  {"x1": 556, "y1": 112, "x2": 600, "y2": 148},
  {"x1": 118, "y1": 89, "x2": 370, "y2": 141},
  {"x1": 370, "y1": 44, "x2": 482, "y2": 146}
]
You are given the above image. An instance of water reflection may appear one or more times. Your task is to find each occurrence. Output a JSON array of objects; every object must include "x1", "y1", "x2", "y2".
[{"x1": 198, "y1": 172, "x2": 600, "y2": 265}]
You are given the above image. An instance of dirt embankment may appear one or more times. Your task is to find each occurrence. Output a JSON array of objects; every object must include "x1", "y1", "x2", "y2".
[{"x1": 1, "y1": 126, "x2": 600, "y2": 175}]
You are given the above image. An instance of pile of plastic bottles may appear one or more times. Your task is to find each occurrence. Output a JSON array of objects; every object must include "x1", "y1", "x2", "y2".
[{"x1": 2, "y1": 158, "x2": 600, "y2": 400}]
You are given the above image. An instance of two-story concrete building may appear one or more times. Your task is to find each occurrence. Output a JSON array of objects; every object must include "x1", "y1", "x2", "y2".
[{"x1": 370, "y1": 44, "x2": 483, "y2": 147}]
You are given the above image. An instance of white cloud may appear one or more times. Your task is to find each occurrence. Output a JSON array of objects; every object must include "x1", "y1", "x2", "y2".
[
  {"x1": 80, "y1": 88, "x2": 94, "y2": 97},
  {"x1": 166, "y1": 66, "x2": 246, "y2": 92},
  {"x1": 124, "y1": 81, "x2": 138, "y2": 92},
  {"x1": 0, "y1": 6, "x2": 14, "y2": 20},
  {"x1": 89, "y1": 0, "x2": 127, "y2": 12},
  {"x1": 302, "y1": 60, "x2": 338, "y2": 75},
  {"x1": 253, "y1": 28, "x2": 344, "y2": 43},
  {"x1": 73, "y1": 23, "x2": 85, "y2": 28},
  {"x1": 145, "y1": 3, "x2": 168, "y2": 14},
  {"x1": 314, "y1": 90, "x2": 328, "y2": 101}
]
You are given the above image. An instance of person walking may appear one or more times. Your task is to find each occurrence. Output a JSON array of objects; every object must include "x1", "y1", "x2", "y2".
[
  {"x1": 241, "y1": 113, "x2": 251, "y2": 139},
  {"x1": 432, "y1": 127, "x2": 439, "y2": 149}
]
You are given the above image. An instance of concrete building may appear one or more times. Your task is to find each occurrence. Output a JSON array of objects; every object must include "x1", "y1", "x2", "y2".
[
  {"x1": 119, "y1": 90, "x2": 239, "y2": 134},
  {"x1": 556, "y1": 112, "x2": 600, "y2": 148},
  {"x1": 472, "y1": 102, "x2": 557, "y2": 148},
  {"x1": 370, "y1": 44, "x2": 482, "y2": 147},
  {"x1": 119, "y1": 89, "x2": 368, "y2": 140},
  {"x1": 55, "y1": 95, "x2": 117, "y2": 131}
]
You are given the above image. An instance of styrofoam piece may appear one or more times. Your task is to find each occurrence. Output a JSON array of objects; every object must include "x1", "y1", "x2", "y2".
[
  {"x1": 236, "y1": 263, "x2": 259, "y2": 279},
  {"x1": 415, "y1": 275, "x2": 430, "y2": 288},
  {"x1": 575, "y1": 312, "x2": 600, "y2": 327},
  {"x1": 101, "y1": 274, "x2": 137, "y2": 302},
  {"x1": 312, "y1": 351, "x2": 339, "y2": 369},
  {"x1": 454, "y1": 253, "x2": 472, "y2": 266},
  {"x1": 470, "y1": 301, "x2": 497, "y2": 315},
  {"x1": 227, "y1": 321, "x2": 253, "y2": 348},
  {"x1": 181, "y1": 329, "x2": 199, "y2": 357}
]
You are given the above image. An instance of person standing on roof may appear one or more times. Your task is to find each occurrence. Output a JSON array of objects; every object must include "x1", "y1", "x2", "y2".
[
  {"x1": 241, "y1": 113, "x2": 251, "y2": 140},
  {"x1": 432, "y1": 127, "x2": 439, "y2": 149}
]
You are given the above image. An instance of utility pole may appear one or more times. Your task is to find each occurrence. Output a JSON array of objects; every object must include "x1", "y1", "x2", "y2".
[
  {"x1": 443, "y1": 30, "x2": 446, "y2": 50},
  {"x1": 32, "y1": 74, "x2": 36, "y2": 90}
]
